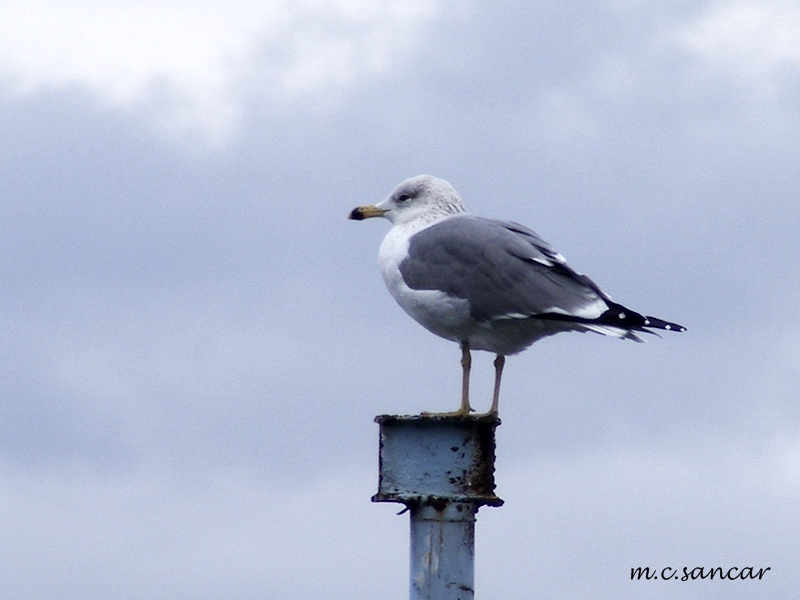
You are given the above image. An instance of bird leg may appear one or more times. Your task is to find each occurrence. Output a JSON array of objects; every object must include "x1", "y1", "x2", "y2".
[
  {"x1": 487, "y1": 354, "x2": 505, "y2": 416},
  {"x1": 472, "y1": 354, "x2": 505, "y2": 418},
  {"x1": 420, "y1": 341, "x2": 474, "y2": 417},
  {"x1": 458, "y1": 340, "x2": 472, "y2": 415}
]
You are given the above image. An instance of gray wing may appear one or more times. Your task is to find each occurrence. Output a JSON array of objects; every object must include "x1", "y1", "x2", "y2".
[{"x1": 399, "y1": 215, "x2": 610, "y2": 322}]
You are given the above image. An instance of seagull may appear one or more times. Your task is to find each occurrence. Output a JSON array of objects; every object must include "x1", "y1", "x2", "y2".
[{"x1": 350, "y1": 175, "x2": 685, "y2": 416}]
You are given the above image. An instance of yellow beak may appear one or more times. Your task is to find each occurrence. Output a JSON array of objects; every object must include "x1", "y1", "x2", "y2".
[{"x1": 349, "y1": 205, "x2": 388, "y2": 220}]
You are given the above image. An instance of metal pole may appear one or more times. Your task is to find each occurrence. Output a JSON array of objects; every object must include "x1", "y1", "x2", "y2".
[
  {"x1": 410, "y1": 501, "x2": 477, "y2": 599},
  {"x1": 372, "y1": 415, "x2": 502, "y2": 600}
]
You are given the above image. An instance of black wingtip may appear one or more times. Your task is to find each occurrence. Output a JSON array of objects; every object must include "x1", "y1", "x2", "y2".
[
  {"x1": 586, "y1": 303, "x2": 686, "y2": 333},
  {"x1": 642, "y1": 315, "x2": 686, "y2": 333},
  {"x1": 533, "y1": 303, "x2": 685, "y2": 335}
]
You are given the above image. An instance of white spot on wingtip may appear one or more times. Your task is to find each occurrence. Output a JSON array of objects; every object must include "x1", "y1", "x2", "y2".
[
  {"x1": 618, "y1": 312, "x2": 626, "y2": 319},
  {"x1": 644, "y1": 319, "x2": 651, "y2": 325},
  {"x1": 665, "y1": 324, "x2": 671, "y2": 330}
]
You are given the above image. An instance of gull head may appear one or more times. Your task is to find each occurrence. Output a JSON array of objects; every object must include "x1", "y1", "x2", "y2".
[{"x1": 349, "y1": 175, "x2": 467, "y2": 226}]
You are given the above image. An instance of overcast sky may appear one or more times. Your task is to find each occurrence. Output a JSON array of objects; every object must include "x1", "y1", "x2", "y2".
[{"x1": 1, "y1": 1, "x2": 799, "y2": 598}]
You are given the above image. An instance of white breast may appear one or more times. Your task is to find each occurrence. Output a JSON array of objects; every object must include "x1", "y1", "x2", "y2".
[{"x1": 378, "y1": 221, "x2": 473, "y2": 343}]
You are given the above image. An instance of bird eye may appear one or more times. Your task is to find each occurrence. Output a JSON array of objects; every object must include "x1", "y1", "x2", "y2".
[{"x1": 397, "y1": 194, "x2": 410, "y2": 203}]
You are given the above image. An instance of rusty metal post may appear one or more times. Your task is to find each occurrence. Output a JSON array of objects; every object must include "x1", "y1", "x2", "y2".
[{"x1": 372, "y1": 414, "x2": 502, "y2": 600}]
